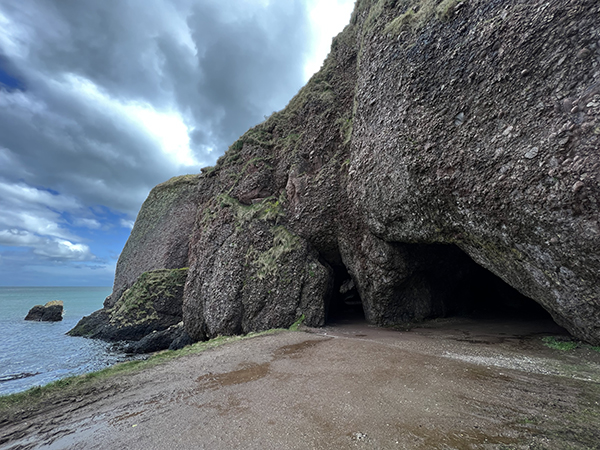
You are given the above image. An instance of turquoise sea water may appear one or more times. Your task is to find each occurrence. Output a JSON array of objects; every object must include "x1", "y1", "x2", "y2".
[{"x1": 0, "y1": 287, "x2": 134, "y2": 396}]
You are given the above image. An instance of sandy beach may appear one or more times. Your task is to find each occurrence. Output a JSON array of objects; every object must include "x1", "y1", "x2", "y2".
[{"x1": 2, "y1": 318, "x2": 600, "y2": 449}]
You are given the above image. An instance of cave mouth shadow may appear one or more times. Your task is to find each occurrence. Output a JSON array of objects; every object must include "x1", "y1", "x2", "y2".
[
  {"x1": 325, "y1": 264, "x2": 365, "y2": 325},
  {"x1": 437, "y1": 250, "x2": 568, "y2": 333},
  {"x1": 324, "y1": 245, "x2": 569, "y2": 337}
]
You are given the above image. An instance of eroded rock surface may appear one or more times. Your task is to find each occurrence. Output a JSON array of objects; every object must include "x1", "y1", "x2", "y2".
[
  {"x1": 104, "y1": 175, "x2": 202, "y2": 309},
  {"x1": 75, "y1": 0, "x2": 600, "y2": 346}
]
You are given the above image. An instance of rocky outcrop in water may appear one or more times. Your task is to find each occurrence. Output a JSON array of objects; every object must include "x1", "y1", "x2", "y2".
[
  {"x1": 69, "y1": 269, "x2": 189, "y2": 350},
  {"x1": 73, "y1": 0, "x2": 600, "y2": 346},
  {"x1": 25, "y1": 301, "x2": 63, "y2": 322}
]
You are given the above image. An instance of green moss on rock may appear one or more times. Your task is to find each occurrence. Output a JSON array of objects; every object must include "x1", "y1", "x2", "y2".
[
  {"x1": 109, "y1": 268, "x2": 188, "y2": 327},
  {"x1": 246, "y1": 226, "x2": 302, "y2": 280},
  {"x1": 217, "y1": 193, "x2": 285, "y2": 228}
]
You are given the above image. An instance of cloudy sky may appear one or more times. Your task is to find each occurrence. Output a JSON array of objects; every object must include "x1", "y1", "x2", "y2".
[{"x1": 0, "y1": 0, "x2": 354, "y2": 286}]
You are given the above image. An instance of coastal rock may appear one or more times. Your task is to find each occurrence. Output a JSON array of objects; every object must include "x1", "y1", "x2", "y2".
[
  {"x1": 69, "y1": 269, "x2": 187, "y2": 345},
  {"x1": 104, "y1": 175, "x2": 202, "y2": 309},
  {"x1": 78, "y1": 0, "x2": 600, "y2": 345},
  {"x1": 183, "y1": 196, "x2": 331, "y2": 341},
  {"x1": 25, "y1": 301, "x2": 63, "y2": 322},
  {"x1": 123, "y1": 322, "x2": 193, "y2": 354}
]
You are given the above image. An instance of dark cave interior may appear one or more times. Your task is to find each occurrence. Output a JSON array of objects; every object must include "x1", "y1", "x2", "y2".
[
  {"x1": 325, "y1": 245, "x2": 563, "y2": 332},
  {"x1": 326, "y1": 264, "x2": 364, "y2": 323}
]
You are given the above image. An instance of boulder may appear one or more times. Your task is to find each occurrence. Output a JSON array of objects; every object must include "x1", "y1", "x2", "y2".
[
  {"x1": 25, "y1": 301, "x2": 63, "y2": 322},
  {"x1": 122, "y1": 322, "x2": 193, "y2": 354}
]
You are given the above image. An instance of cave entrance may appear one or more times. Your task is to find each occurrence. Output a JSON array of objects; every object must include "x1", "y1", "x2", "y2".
[
  {"x1": 326, "y1": 264, "x2": 365, "y2": 324},
  {"x1": 424, "y1": 251, "x2": 570, "y2": 339},
  {"x1": 323, "y1": 244, "x2": 569, "y2": 338},
  {"x1": 451, "y1": 261, "x2": 556, "y2": 321},
  {"x1": 403, "y1": 244, "x2": 569, "y2": 337}
]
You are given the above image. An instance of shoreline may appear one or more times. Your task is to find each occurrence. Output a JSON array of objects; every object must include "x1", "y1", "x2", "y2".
[{"x1": 2, "y1": 318, "x2": 600, "y2": 449}]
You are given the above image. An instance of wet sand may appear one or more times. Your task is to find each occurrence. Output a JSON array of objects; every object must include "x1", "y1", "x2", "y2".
[{"x1": 1, "y1": 317, "x2": 600, "y2": 449}]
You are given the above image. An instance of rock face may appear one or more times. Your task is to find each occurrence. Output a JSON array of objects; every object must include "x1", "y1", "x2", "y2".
[
  {"x1": 69, "y1": 269, "x2": 189, "y2": 348},
  {"x1": 75, "y1": 0, "x2": 600, "y2": 346},
  {"x1": 25, "y1": 301, "x2": 63, "y2": 322},
  {"x1": 104, "y1": 175, "x2": 202, "y2": 309},
  {"x1": 122, "y1": 322, "x2": 194, "y2": 354}
]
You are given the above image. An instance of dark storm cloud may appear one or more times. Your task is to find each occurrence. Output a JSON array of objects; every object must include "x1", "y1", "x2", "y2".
[
  {"x1": 0, "y1": 0, "x2": 312, "y2": 215},
  {"x1": 185, "y1": 1, "x2": 312, "y2": 150},
  {"x1": 0, "y1": 0, "x2": 315, "y2": 283}
]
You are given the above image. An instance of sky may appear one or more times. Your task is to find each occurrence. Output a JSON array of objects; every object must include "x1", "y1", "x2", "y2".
[{"x1": 0, "y1": 0, "x2": 355, "y2": 286}]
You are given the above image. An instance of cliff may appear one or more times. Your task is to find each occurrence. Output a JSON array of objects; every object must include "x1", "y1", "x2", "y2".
[{"x1": 71, "y1": 0, "x2": 600, "y2": 349}]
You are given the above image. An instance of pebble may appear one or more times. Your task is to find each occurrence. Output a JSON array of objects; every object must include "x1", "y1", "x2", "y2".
[
  {"x1": 577, "y1": 48, "x2": 591, "y2": 59},
  {"x1": 572, "y1": 181, "x2": 584, "y2": 193},
  {"x1": 351, "y1": 432, "x2": 368, "y2": 441},
  {"x1": 524, "y1": 147, "x2": 539, "y2": 159},
  {"x1": 454, "y1": 112, "x2": 465, "y2": 126}
]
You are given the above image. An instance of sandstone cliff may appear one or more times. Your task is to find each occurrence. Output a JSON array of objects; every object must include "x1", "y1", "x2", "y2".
[{"x1": 72, "y1": 0, "x2": 600, "y2": 348}]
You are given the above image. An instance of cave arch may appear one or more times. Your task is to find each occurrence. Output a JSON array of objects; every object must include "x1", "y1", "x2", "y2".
[{"x1": 324, "y1": 243, "x2": 566, "y2": 336}]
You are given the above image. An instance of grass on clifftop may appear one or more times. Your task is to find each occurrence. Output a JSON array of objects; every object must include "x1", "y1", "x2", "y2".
[{"x1": 354, "y1": 0, "x2": 465, "y2": 37}]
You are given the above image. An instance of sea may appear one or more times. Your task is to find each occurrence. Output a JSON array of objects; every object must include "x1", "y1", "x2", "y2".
[{"x1": 0, "y1": 287, "x2": 138, "y2": 396}]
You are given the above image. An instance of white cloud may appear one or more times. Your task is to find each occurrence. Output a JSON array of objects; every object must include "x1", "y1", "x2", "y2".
[
  {"x1": 304, "y1": 0, "x2": 355, "y2": 80},
  {"x1": 0, "y1": 180, "x2": 103, "y2": 261},
  {"x1": 0, "y1": 229, "x2": 95, "y2": 261},
  {"x1": 120, "y1": 219, "x2": 135, "y2": 230},
  {"x1": 0, "y1": 0, "x2": 348, "y2": 285},
  {"x1": 0, "y1": 180, "x2": 80, "y2": 211},
  {"x1": 0, "y1": 180, "x2": 82, "y2": 240},
  {"x1": 66, "y1": 74, "x2": 199, "y2": 168},
  {"x1": 73, "y1": 218, "x2": 102, "y2": 229}
]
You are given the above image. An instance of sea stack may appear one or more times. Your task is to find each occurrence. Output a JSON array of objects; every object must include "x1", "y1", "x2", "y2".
[{"x1": 25, "y1": 300, "x2": 64, "y2": 322}]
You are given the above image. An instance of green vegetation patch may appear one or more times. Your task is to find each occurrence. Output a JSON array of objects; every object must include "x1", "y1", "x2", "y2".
[
  {"x1": 542, "y1": 336, "x2": 600, "y2": 353},
  {"x1": 336, "y1": 116, "x2": 353, "y2": 146},
  {"x1": 109, "y1": 268, "x2": 188, "y2": 326},
  {"x1": 155, "y1": 174, "x2": 198, "y2": 188},
  {"x1": 542, "y1": 336, "x2": 579, "y2": 351},
  {"x1": 247, "y1": 226, "x2": 301, "y2": 280},
  {"x1": 367, "y1": 0, "x2": 466, "y2": 36},
  {"x1": 217, "y1": 193, "x2": 284, "y2": 228},
  {"x1": 289, "y1": 314, "x2": 306, "y2": 331}
]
